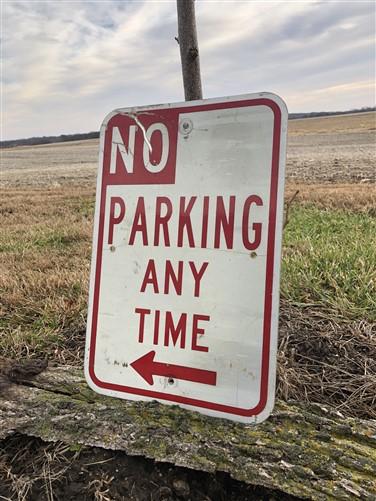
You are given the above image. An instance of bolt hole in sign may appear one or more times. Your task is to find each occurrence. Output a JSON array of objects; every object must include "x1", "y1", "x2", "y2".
[{"x1": 85, "y1": 93, "x2": 288, "y2": 423}]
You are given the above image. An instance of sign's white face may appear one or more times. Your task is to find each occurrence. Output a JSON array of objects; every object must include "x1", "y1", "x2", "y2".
[{"x1": 85, "y1": 93, "x2": 287, "y2": 423}]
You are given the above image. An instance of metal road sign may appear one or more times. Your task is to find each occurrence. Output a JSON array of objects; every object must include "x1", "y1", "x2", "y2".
[{"x1": 85, "y1": 93, "x2": 288, "y2": 423}]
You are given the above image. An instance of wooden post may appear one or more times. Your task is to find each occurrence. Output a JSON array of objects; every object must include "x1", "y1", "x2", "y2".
[{"x1": 176, "y1": 0, "x2": 203, "y2": 101}]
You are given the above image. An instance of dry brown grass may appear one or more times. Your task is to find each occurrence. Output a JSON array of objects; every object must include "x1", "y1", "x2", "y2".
[
  {"x1": 87, "y1": 474, "x2": 114, "y2": 501},
  {"x1": 0, "y1": 438, "x2": 76, "y2": 501},
  {"x1": 285, "y1": 182, "x2": 376, "y2": 213},
  {"x1": 0, "y1": 188, "x2": 93, "y2": 364},
  {"x1": 277, "y1": 300, "x2": 376, "y2": 419}
]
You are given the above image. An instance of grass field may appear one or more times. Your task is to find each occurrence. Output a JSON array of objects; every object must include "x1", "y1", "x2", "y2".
[{"x1": 1, "y1": 113, "x2": 375, "y2": 499}]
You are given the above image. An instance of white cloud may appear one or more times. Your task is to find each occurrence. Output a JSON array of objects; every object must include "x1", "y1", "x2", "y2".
[
  {"x1": 2, "y1": 0, "x2": 375, "y2": 139},
  {"x1": 285, "y1": 79, "x2": 375, "y2": 110}
]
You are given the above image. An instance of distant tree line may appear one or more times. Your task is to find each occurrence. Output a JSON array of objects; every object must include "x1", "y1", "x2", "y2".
[
  {"x1": 1, "y1": 107, "x2": 375, "y2": 148},
  {"x1": 0, "y1": 131, "x2": 100, "y2": 148},
  {"x1": 288, "y1": 106, "x2": 375, "y2": 120}
]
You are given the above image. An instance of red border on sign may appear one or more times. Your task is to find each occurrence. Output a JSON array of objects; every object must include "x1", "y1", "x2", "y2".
[{"x1": 88, "y1": 97, "x2": 282, "y2": 417}]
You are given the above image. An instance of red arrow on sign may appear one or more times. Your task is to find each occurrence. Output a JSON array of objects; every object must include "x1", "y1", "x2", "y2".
[{"x1": 131, "y1": 351, "x2": 217, "y2": 386}]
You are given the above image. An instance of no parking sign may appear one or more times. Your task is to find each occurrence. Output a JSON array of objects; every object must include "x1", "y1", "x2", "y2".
[{"x1": 85, "y1": 93, "x2": 287, "y2": 423}]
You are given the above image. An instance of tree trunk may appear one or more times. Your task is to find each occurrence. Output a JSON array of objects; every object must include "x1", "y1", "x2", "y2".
[
  {"x1": 176, "y1": 0, "x2": 203, "y2": 101},
  {"x1": 1, "y1": 365, "x2": 375, "y2": 500}
]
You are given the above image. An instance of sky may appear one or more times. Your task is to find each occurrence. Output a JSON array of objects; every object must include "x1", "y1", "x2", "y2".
[{"x1": 2, "y1": 0, "x2": 375, "y2": 140}]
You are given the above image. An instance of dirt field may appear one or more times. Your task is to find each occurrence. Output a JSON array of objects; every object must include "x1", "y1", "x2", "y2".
[
  {"x1": 1, "y1": 112, "x2": 375, "y2": 188},
  {"x1": 288, "y1": 112, "x2": 375, "y2": 182}
]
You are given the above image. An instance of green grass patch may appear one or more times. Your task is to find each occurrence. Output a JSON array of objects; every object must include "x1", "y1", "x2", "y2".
[
  {"x1": 0, "y1": 296, "x2": 86, "y2": 360},
  {"x1": 282, "y1": 206, "x2": 376, "y2": 320},
  {"x1": 77, "y1": 198, "x2": 95, "y2": 218},
  {"x1": 0, "y1": 228, "x2": 85, "y2": 253},
  {"x1": 32, "y1": 230, "x2": 83, "y2": 249}
]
